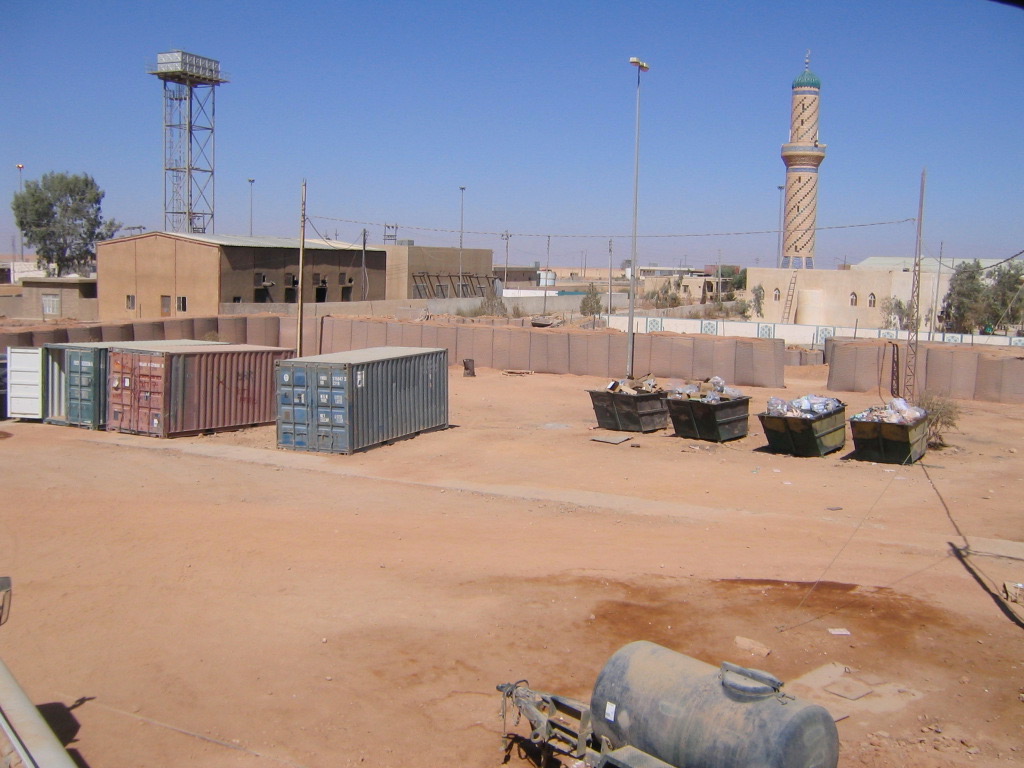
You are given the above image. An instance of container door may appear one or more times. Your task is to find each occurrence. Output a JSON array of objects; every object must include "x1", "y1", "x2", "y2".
[
  {"x1": 131, "y1": 352, "x2": 167, "y2": 436},
  {"x1": 6, "y1": 347, "x2": 45, "y2": 420},
  {"x1": 43, "y1": 347, "x2": 68, "y2": 425},
  {"x1": 67, "y1": 348, "x2": 100, "y2": 427},
  {"x1": 106, "y1": 350, "x2": 132, "y2": 432},
  {"x1": 313, "y1": 364, "x2": 350, "y2": 452}
]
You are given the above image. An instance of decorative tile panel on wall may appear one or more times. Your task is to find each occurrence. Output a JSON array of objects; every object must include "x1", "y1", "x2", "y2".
[
  {"x1": 645, "y1": 317, "x2": 664, "y2": 332},
  {"x1": 878, "y1": 329, "x2": 897, "y2": 339},
  {"x1": 943, "y1": 333, "x2": 963, "y2": 344},
  {"x1": 701, "y1": 320, "x2": 718, "y2": 335},
  {"x1": 1011, "y1": 336, "x2": 1024, "y2": 347},
  {"x1": 816, "y1": 326, "x2": 835, "y2": 345},
  {"x1": 757, "y1": 323, "x2": 775, "y2": 339}
]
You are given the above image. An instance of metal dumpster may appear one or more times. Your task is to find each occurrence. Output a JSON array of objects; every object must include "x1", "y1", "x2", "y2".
[
  {"x1": 588, "y1": 390, "x2": 667, "y2": 433},
  {"x1": 850, "y1": 415, "x2": 929, "y2": 464},
  {"x1": 276, "y1": 347, "x2": 449, "y2": 454},
  {"x1": 758, "y1": 405, "x2": 847, "y2": 457},
  {"x1": 667, "y1": 395, "x2": 751, "y2": 442}
]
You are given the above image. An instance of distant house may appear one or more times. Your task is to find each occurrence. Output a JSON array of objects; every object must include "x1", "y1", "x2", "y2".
[{"x1": 18, "y1": 277, "x2": 98, "y2": 321}]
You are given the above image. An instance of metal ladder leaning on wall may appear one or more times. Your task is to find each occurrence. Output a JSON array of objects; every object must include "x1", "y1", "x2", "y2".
[{"x1": 781, "y1": 270, "x2": 798, "y2": 323}]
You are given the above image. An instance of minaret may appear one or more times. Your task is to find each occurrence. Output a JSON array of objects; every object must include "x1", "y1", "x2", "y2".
[{"x1": 780, "y1": 54, "x2": 825, "y2": 269}]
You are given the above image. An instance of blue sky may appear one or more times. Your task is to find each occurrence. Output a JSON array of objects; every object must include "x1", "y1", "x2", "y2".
[{"x1": 2, "y1": 0, "x2": 1022, "y2": 270}]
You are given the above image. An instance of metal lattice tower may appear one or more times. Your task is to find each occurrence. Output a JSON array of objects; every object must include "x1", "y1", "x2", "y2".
[
  {"x1": 780, "y1": 53, "x2": 826, "y2": 269},
  {"x1": 149, "y1": 51, "x2": 227, "y2": 234}
]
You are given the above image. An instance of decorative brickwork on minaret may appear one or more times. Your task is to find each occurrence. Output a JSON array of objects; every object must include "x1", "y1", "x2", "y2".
[{"x1": 780, "y1": 54, "x2": 826, "y2": 269}]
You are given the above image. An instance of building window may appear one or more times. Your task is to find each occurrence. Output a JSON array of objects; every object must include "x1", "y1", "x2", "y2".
[
  {"x1": 849, "y1": 292, "x2": 858, "y2": 307},
  {"x1": 232, "y1": 296, "x2": 242, "y2": 303},
  {"x1": 160, "y1": 295, "x2": 171, "y2": 317},
  {"x1": 254, "y1": 272, "x2": 266, "y2": 288},
  {"x1": 435, "y1": 284, "x2": 448, "y2": 298},
  {"x1": 868, "y1": 293, "x2": 876, "y2": 308},
  {"x1": 126, "y1": 294, "x2": 136, "y2": 310},
  {"x1": 41, "y1": 293, "x2": 60, "y2": 315},
  {"x1": 773, "y1": 288, "x2": 781, "y2": 302},
  {"x1": 285, "y1": 272, "x2": 296, "y2": 287},
  {"x1": 176, "y1": 296, "x2": 187, "y2": 312}
]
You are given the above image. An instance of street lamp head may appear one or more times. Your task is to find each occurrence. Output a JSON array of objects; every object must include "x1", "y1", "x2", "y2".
[
  {"x1": 459, "y1": 186, "x2": 466, "y2": 192},
  {"x1": 629, "y1": 57, "x2": 649, "y2": 71},
  {"x1": 16, "y1": 164, "x2": 24, "y2": 171}
]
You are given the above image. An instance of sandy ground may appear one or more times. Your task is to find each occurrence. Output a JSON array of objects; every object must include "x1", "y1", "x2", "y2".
[{"x1": 0, "y1": 364, "x2": 1021, "y2": 768}]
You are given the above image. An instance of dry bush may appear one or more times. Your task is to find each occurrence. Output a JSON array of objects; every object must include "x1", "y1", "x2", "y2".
[{"x1": 918, "y1": 392, "x2": 961, "y2": 447}]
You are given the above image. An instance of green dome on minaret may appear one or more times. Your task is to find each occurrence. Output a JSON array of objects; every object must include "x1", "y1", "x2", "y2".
[
  {"x1": 793, "y1": 68, "x2": 821, "y2": 89},
  {"x1": 792, "y1": 51, "x2": 821, "y2": 89}
]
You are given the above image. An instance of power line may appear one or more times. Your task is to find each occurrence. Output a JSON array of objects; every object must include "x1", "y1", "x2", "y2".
[{"x1": 308, "y1": 214, "x2": 916, "y2": 241}]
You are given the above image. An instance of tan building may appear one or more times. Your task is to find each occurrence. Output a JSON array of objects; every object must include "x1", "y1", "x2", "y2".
[
  {"x1": 14, "y1": 277, "x2": 99, "y2": 321},
  {"x1": 97, "y1": 232, "x2": 493, "y2": 320},
  {"x1": 383, "y1": 242, "x2": 494, "y2": 299},
  {"x1": 747, "y1": 265, "x2": 949, "y2": 329}
]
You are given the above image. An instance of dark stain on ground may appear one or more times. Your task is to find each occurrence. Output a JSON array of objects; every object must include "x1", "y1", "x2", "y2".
[
  {"x1": 0, "y1": 432, "x2": 12, "y2": 440},
  {"x1": 487, "y1": 573, "x2": 969, "y2": 687}
]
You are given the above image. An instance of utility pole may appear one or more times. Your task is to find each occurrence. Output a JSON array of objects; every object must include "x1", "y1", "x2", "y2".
[
  {"x1": 607, "y1": 238, "x2": 614, "y2": 328},
  {"x1": 501, "y1": 230, "x2": 510, "y2": 285},
  {"x1": 905, "y1": 169, "x2": 926, "y2": 402},
  {"x1": 542, "y1": 235, "x2": 551, "y2": 315},
  {"x1": 360, "y1": 228, "x2": 369, "y2": 301},
  {"x1": 297, "y1": 180, "x2": 307, "y2": 357}
]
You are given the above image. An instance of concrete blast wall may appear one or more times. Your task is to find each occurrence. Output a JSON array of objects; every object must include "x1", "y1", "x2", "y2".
[
  {"x1": 1, "y1": 314, "x2": 785, "y2": 388},
  {"x1": 826, "y1": 337, "x2": 1024, "y2": 404}
]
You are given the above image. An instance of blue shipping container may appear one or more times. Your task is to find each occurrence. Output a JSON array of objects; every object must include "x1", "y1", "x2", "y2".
[{"x1": 276, "y1": 347, "x2": 448, "y2": 453}]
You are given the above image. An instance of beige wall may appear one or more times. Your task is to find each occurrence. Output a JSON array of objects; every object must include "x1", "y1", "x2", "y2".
[
  {"x1": 98, "y1": 235, "x2": 222, "y2": 320},
  {"x1": 98, "y1": 233, "x2": 389, "y2": 320},
  {"x1": 384, "y1": 245, "x2": 493, "y2": 299},
  {"x1": 16, "y1": 280, "x2": 98, "y2": 321},
  {"x1": 747, "y1": 267, "x2": 951, "y2": 328},
  {"x1": 222, "y1": 245, "x2": 386, "y2": 305}
]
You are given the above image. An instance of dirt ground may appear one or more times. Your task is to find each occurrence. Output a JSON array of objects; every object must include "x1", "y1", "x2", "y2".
[{"x1": 0, "y1": 364, "x2": 1021, "y2": 768}]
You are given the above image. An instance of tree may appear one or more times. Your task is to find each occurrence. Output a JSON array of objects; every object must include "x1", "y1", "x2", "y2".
[
  {"x1": 751, "y1": 284, "x2": 764, "y2": 318},
  {"x1": 879, "y1": 296, "x2": 911, "y2": 330},
  {"x1": 11, "y1": 172, "x2": 121, "y2": 276},
  {"x1": 939, "y1": 260, "x2": 986, "y2": 333},
  {"x1": 580, "y1": 283, "x2": 603, "y2": 316},
  {"x1": 733, "y1": 267, "x2": 748, "y2": 291},
  {"x1": 984, "y1": 261, "x2": 1024, "y2": 329}
]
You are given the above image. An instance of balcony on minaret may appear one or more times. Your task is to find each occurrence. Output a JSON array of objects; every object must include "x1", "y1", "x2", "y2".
[{"x1": 781, "y1": 142, "x2": 827, "y2": 167}]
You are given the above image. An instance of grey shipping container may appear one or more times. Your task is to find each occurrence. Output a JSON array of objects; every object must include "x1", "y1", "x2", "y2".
[
  {"x1": 0, "y1": 352, "x2": 7, "y2": 420},
  {"x1": 44, "y1": 340, "x2": 226, "y2": 429},
  {"x1": 277, "y1": 347, "x2": 448, "y2": 454},
  {"x1": 107, "y1": 344, "x2": 294, "y2": 437}
]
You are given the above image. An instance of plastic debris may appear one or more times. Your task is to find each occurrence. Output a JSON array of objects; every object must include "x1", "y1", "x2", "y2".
[
  {"x1": 606, "y1": 374, "x2": 662, "y2": 395},
  {"x1": 666, "y1": 377, "x2": 745, "y2": 404},
  {"x1": 851, "y1": 398, "x2": 928, "y2": 425},
  {"x1": 765, "y1": 394, "x2": 844, "y2": 418}
]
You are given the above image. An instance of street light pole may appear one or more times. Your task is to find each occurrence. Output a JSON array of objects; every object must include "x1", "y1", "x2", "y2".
[
  {"x1": 16, "y1": 164, "x2": 24, "y2": 261},
  {"x1": 776, "y1": 184, "x2": 785, "y2": 269},
  {"x1": 625, "y1": 57, "x2": 649, "y2": 380},
  {"x1": 248, "y1": 178, "x2": 255, "y2": 236},
  {"x1": 458, "y1": 186, "x2": 466, "y2": 298}
]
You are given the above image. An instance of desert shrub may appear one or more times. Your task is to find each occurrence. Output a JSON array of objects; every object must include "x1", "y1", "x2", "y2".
[{"x1": 918, "y1": 392, "x2": 961, "y2": 447}]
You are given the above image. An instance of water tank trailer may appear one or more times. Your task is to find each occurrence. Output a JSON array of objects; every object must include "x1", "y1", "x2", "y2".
[{"x1": 498, "y1": 641, "x2": 839, "y2": 768}]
